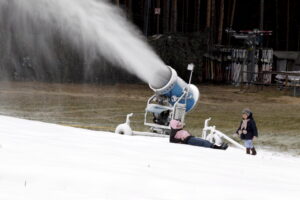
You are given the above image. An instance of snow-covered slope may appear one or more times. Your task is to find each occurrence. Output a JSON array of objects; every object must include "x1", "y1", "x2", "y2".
[{"x1": 0, "y1": 115, "x2": 299, "y2": 200}]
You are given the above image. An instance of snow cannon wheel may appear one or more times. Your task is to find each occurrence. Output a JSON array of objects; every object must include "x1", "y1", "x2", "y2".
[
  {"x1": 115, "y1": 123, "x2": 133, "y2": 136},
  {"x1": 206, "y1": 133, "x2": 223, "y2": 147}
]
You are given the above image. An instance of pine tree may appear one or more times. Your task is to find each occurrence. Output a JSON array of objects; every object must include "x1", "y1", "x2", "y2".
[{"x1": 217, "y1": 0, "x2": 224, "y2": 44}]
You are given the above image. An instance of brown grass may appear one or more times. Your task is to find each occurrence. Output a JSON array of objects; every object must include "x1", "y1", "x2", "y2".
[{"x1": 0, "y1": 81, "x2": 300, "y2": 155}]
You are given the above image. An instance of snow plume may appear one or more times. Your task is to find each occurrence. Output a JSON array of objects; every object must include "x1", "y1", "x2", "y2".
[{"x1": 0, "y1": 0, "x2": 170, "y2": 87}]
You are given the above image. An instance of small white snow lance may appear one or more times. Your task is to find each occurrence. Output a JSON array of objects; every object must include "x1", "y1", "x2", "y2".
[{"x1": 202, "y1": 118, "x2": 245, "y2": 150}]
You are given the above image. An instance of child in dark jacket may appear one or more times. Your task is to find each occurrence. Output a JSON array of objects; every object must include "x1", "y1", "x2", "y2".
[
  {"x1": 235, "y1": 108, "x2": 258, "y2": 155},
  {"x1": 169, "y1": 120, "x2": 228, "y2": 150}
]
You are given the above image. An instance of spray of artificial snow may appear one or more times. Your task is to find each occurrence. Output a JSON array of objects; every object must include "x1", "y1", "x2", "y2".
[{"x1": 0, "y1": 0, "x2": 170, "y2": 88}]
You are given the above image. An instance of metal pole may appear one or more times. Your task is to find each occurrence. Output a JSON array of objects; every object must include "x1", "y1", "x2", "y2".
[
  {"x1": 182, "y1": 64, "x2": 194, "y2": 124},
  {"x1": 157, "y1": 15, "x2": 160, "y2": 34}
]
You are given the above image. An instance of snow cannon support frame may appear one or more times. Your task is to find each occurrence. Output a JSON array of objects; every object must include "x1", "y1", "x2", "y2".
[{"x1": 144, "y1": 64, "x2": 199, "y2": 135}]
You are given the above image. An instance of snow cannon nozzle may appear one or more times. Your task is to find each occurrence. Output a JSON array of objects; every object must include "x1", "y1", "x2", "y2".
[{"x1": 148, "y1": 66, "x2": 199, "y2": 112}]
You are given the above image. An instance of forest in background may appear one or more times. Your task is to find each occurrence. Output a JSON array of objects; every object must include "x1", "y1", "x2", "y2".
[
  {"x1": 0, "y1": 0, "x2": 299, "y2": 84},
  {"x1": 116, "y1": 0, "x2": 300, "y2": 51}
]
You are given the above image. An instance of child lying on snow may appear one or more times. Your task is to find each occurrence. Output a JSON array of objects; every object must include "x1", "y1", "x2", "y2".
[{"x1": 169, "y1": 119, "x2": 228, "y2": 150}]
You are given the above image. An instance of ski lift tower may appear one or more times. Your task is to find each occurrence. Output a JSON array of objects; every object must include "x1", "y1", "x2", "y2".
[{"x1": 225, "y1": 28, "x2": 272, "y2": 86}]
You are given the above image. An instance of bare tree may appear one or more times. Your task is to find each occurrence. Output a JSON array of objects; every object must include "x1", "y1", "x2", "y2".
[
  {"x1": 206, "y1": 0, "x2": 211, "y2": 28},
  {"x1": 163, "y1": 0, "x2": 170, "y2": 33},
  {"x1": 143, "y1": 0, "x2": 151, "y2": 36},
  {"x1": 115, "y1": 0, "x2": 120, "y2": 7},
  {"x1": 126, "y1": 0, "x2": 132, "y2": 19},
  {"x1": 230, "y1": 0, "x2": 236, "y2": 27},
  {"x1": 218, "y1": 0, "x2": 224, "y2": 44},
  {"x1": 156, "y1": 0, "x2": 161, "y2": 34},
  {"x1": 195, "y1": 0, "x2": 201, "y2": 32},
  {"x1": 286, "y1": 0, "x2": 290, "y2": 50},
  {"x1": 183, "y1": 0, "x2": 188, "y2": 32},
  {"x1": 171, "y1": 0, "x2": 177, "y2": 32},
  {"x1": 211, "y1": 0, "x2": 215, "y2": 43},
  {"x1": 260, "y1": 0, "x2": 264, "y2": 30},
  {"x1": 275, "y1": 0, "x2": 279, "y2": 49}
]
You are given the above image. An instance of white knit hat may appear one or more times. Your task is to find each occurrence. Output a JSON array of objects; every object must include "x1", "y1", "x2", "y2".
[{"x1": 242, "y1": 108, "x2": 251, "y2": 116}]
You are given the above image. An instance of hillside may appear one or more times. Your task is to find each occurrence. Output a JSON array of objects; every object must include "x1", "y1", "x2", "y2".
[{"x1": 0, "y1": 115, "x2": 299, "y2": 200}]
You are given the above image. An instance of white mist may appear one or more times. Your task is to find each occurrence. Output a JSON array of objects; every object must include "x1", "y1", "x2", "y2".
[{"x1": 0, "y1": 0, "x2": 170, "y2": 88}]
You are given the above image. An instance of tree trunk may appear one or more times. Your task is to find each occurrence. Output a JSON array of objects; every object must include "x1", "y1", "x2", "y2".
[
  {"x1": 206, "y1": 0, "x2": 211, "y2": 28},
  {"x1": 217, "y1": 0, "x2": 224, "y2": 44},
  {"x1": 211, "y1": 0, "x2": 215, "y2": 43},
  {"x1": 126, "y1": 0, "x2": 132, "y2": 19},
  {"x1": 275, "y1": 0, "x2": 279, "y2": 49},
  {"x1": 163, "y1": 0, "x2": 170, "y2": 33},
  {"x1": 115, "y1": 0, "x2": 120, "y2": 7},
  {"x1": 260, "y1": 0, "x2": 264, "y2": 30},
  {"x1": 181, "y1": 0, "x2": 185, "y2": 32},
  {"x1": 156, "y1": 0, "x2": 160, "y2": 34},
  {"x1": 143, "y1": 0, "x2": 151, "y2": 36},
  {"x1": 286, "y1": 0, "x2": 290, "y2": 50},
  {"x1": 171, "y1": 0, "x2": 177, "y2": 32},
  {"x1": 195, "y1": 0, "x2": 201, "y2": 32},
  {"x1": 230, "y1": 0, "x2": 236, "y2": 27},
  {"x1": 183, "y1": 0, "x2": 188, "y2": 32}
]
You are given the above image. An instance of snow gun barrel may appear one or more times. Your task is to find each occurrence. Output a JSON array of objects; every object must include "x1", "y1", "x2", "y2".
[{"x1": 149, "y1": 66, "x2": 199, "y2": 112}]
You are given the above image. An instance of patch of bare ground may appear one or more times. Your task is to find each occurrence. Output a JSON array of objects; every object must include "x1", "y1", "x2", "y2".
[{"x1": 0, "y1": 82, "x2": 299, "y2": 155}]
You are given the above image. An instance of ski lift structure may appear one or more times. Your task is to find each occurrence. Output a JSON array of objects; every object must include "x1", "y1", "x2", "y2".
[{"x1": 226, "y1": 28, "x2": 273, "y2": 86}]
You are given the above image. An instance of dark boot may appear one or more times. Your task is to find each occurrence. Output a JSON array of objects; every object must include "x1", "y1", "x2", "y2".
[
  {"x1": 251, "y1": 147, "x2": 257, "y2": 155},
  {"x1": 212, "y1": 143, "x2": 228, "y2": 150},
  {"x1": 246, "y1": 148, "x2": 251, "y2": 154},
  {"x1": 221, "y1": 143, "x2": 229, "y2": 150}
]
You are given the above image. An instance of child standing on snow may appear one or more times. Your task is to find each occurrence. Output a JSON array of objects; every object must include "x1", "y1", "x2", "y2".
[{"x1": 235, "y1": 108, "x2": 258, "y2": 155}]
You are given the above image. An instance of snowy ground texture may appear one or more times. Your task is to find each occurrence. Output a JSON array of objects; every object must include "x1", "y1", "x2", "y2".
[{"x1": 0, "y1": 115, "x2": 300, "y2": 200}]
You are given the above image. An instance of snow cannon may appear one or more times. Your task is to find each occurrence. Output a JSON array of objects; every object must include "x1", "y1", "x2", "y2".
[
  {"x1": 149, "y1": 67, "x2": 199, "y2": 112},
  {"x1": 144, "y1": 64, "x2": 200, "y2": 134}
]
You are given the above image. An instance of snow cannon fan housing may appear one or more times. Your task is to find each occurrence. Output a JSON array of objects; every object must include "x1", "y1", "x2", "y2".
[{"x1": 149, "y1": 67, "x2": 200, "y2": 113}]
